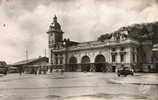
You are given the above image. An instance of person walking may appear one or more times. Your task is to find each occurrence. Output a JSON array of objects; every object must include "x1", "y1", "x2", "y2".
[
  {"x1": 18, "y1": 66, "x2": 23, "y2": 75},
  {"x1": 34, "y1": 67, "x2": 38, "y2": 75},
  {"x1": 4, "y1": 67, "x2": 8, "y2": 75}
]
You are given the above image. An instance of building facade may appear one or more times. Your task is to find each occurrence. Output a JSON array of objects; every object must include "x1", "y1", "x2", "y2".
[
  {"x1": 12, "y1": 57, "x2": 49, "y2": 74},
  {"x1": 153, "y1": 44, "x2": 158, "y2": 72},
  {"x1": 47, "y1": 16, "x2": 155, "y2": 72}
]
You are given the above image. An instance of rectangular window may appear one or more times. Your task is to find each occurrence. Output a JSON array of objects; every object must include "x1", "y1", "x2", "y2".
[
  {"x1": 120, "y1": 54, "x2": 124, "y2": 62},
  {"x1": 60, "y1": 54, "x2": 63, "y2": 64},
  {"x1": 55, "y1": 54, "x2": 58, "y2": 64},
  {"x1": 112, "y1": 66, "x2": 116, "y2": 72},
  {"x1": 51, "y1": 53, "x2": 53, "y2": 64},
  {"x1": 112, "y1": 55, "x2": 116, "y2": 62},
  {"x1": 133, "y1": 53, "x2": 135, "y2": 62},
  {"x1": 120, "y1": 47, "x2": 124, "y2": 51},
  {"x1": 60, "y1": 58, "x2": 63, "y2": 64}
]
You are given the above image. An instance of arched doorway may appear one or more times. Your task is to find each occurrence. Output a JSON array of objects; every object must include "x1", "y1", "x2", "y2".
[
  {"x1": 81, "y1": 56, "x2": 90, "y2": 72},
  {"x1": 69, "y1": 56, "x2": 77, "y2": 72},
  {"x1": 95, "y1": 54, "x2": 106, "y2": 72}
]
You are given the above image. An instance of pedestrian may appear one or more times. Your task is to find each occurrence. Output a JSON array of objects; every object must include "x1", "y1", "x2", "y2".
[
  {"x1": 44, "y1": 66, "x2": 47, "y2": 74},
  {"x1": 38, "y1": 66, "x2": 42, "y2": 74},
  {"x1": 35, "y1": 67, "x2": 38, "y2": 75},
  {"x1": 50, "y1": 66, "x2": 53, "y2": 73},
  {"x1": 32, "y1": 67, "x2": 35, "y2": 74},
  {"x1": 4, "y1": 67, "x2": 8, "y2": 75},
  {"x1": 18, "y1": 66, "x2": 23, "y2": 75}
]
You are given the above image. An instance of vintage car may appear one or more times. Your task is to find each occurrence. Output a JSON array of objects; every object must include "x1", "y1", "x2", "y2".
[
  {"x1": 117, "y1": 67, "x2": 134, "y2": 77},
  {"x1": 53, "y1": 68, "x2": 64, "y2": 72}
]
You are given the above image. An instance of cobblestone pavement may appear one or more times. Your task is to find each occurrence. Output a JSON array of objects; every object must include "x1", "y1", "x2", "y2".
[{"x1": 0, "y1": 72, "x2": 158, "y2": 100}]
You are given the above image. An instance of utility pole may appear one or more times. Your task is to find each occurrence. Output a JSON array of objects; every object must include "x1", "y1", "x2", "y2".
[
  {"x1": 44, "y1": 48, "x2": 47, "y2": 57},
  {"x1": 64, "y1": 38, "x2": 69, "y2": 71},
  {"x1": 26, "y1": 49, "x2": 28, "y2": 63}
]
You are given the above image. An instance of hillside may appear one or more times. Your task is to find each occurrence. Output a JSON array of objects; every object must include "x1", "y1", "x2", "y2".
[{"x1": 98, "y1": 21, "x2": 158, "y2": 44}]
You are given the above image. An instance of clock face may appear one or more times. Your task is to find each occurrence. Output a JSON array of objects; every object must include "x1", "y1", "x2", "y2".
[{"x1": 49, "y1": 34, "x2": 55, "y2": 43}]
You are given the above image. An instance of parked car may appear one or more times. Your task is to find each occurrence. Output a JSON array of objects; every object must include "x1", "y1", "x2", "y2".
[
  {"x1": 117, "y1": 67, "x2": 134, "y2": 77},
  {"x1": 0, "y1": 67, "x2": 8, "y2": 75},
  {"x1": 53, "y1": 68, "x2": 64, "y2": 72}
]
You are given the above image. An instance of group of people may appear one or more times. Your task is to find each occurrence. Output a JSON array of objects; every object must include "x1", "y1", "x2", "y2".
[
  {"x1": 1, "y1": 65, "x2": 65, "y2": 76},
  {"x1": 17, "y1": 66, "x2": 65, "y2": 75},
  {"x1": 18, "y1": 65, "x2": 49, "y2": 75}
]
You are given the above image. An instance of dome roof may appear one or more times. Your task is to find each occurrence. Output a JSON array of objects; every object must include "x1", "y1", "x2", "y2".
[
  {"x1": 50, "y1": 22, "x2": 61, "y2": 30},
  {"x1": 47, "y1": 15, "x2": 64, "y2": 34},
  {"x1": 48, "y1": 15, "x2": 62, "y2": 32}
]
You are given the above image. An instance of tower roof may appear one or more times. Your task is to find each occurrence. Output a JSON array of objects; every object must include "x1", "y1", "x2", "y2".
[
  {"x1": 53, "y1": 15, "x2": 57, "y2": 20},
  {"x1": 47, "y1": 15, "x2": 63, "y2": 33},
  {"x1": 51, "y1": 15, "x2": 61, "y2": 29}
]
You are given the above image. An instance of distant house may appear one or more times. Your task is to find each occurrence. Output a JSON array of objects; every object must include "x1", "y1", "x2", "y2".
[
  {"x1": 0, "y1": 61, "x2": 8, "y2": 74},
  {"x1": 0, "y1": 61, "x2": 7, "y2": 67},
  {"x1": 11, "y1": 57, "x2": 49, "y2": 74},
  {"x1": 12, "y1": 57, "x2": 49, "y2": 67}
]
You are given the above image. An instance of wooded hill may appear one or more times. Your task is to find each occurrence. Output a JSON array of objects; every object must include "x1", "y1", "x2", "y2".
[{"x1": 98, "y1": 21, "x2": 158, "y2": 44}]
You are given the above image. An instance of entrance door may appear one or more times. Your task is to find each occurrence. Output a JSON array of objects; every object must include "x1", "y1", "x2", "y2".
[
  {"x1": 69, "y1": 56, "x2": 77, "y2": 72},
  {"x1": 81, "y1": 56, "x2": 90, "y2": 72},
  {"x1": 95, "y1": 55, "x2": 106, "y2": 72},
  {"x1": 112, "y1": 66, "x2": 116, "y2": 72}
]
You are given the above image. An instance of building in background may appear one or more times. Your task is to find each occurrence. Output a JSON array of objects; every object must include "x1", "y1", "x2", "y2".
[
  {"x1": 12, "y1": 57, "x2": 49, "y2": 74},
  {"x1": 152, "y1": 44, "x2": 158, "y2": 72},
  {"x1": 47, "y1": 16, "x2": 157, "y2": 72},
  {"x1": 0, "y1": 61, "x2": 8, "y2": 75},
  {"x1": 0, "y1": 61, "x2": 7, "y2": 67}
]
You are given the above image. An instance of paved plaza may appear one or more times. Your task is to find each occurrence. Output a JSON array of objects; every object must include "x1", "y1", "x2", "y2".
[{"x1": 0, "y1": 72, "x2": 158, "y2": 100}]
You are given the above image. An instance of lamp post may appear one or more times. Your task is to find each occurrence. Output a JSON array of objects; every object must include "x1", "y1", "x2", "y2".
[{"x1": 63, "y1": 38, "x2": 70, "y2": 71}]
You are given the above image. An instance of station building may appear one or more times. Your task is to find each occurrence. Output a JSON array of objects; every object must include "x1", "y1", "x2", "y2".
[
  {"x1": 47, "y1": 16, "x2": 156, "y2": 72},
  {"x1": 153, "y1": 44, "x2": 158, "y2": 72}
]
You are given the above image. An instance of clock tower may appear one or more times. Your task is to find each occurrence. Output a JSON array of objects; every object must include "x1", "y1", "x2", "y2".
[{"x1": 47, "y1": 15, "x2": 64, "y2": 49}]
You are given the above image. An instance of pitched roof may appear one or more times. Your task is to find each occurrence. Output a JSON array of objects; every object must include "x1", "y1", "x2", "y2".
[{"x1": 12, "y1": 57, "x2": 48, "y2": 66}]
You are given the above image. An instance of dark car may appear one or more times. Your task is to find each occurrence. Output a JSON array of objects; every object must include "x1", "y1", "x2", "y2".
[
  {"x1": 117, "y1": 67, "x2": 134, "y2": 77},
  {"x1": 0, "y1": 67, "x2": 8, "y2": 75}
]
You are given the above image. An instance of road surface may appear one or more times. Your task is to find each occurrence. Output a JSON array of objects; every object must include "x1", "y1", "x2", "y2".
[{"x1": 0, "y1": 72, "x2": 158, "y2": 100}]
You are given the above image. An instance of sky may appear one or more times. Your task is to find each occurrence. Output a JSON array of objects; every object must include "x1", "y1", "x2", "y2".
[{"x1": 0, "y1": 0, "x2": 158, "y2": 64}]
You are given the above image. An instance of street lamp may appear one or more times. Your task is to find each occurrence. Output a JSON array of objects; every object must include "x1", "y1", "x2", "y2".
[{"x1": 63, "y1": 38, "x2": 70, "y2": 71}]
